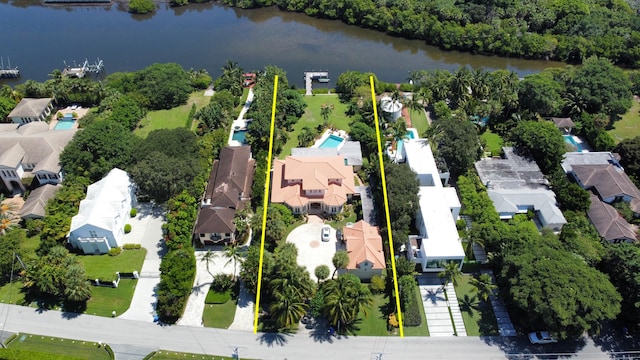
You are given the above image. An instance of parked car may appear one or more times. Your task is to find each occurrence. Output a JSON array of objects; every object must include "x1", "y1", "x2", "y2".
[
  {"x1": 336, "y1": 229, "x2": 343, "y2": 242},
  {"x1": 321, "y1": 226, "x2": 331, "y2": 242},
  {"x1": 528, "y1": 331, "x2": 557, "y2": 344}
]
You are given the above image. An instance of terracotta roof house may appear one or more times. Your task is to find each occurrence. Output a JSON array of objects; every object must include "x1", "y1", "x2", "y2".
[
  {"x1": 8, "y1": 98, "x2": 54, "y2": 124},
  {"x1": 342, "y1": 220, "x2": 385, "y2": 280},
  {"x1": 20, "y1": 184, "x2": 61, "y2": 220},
  {"x1": 571, "y1": 164, "x2": 640, "y2": 214},
  {"x1": 69, "y1": 168, "x2": 136, "y2": 255},
  {"x1": 271, "y1": 156, "x2": 355, "y2": 215},
  {"x1": 550, "y1": 117, "x2": 575, "y2": 133},
  {"x1": 0, "y1": 122, "x2": 76, "y2": 195},
  {"x1": 400, "y1": 139, "x2": 466, "y2": 272},
  {"x1": 475, "y1": 147, "x2": 566, "y2": 231},
  {"x1": 194, "y1": 146, "x2": 255, "y2": 246},
  {"x1": 587, "y1": 194, "x2": 637, "y2": 243}
]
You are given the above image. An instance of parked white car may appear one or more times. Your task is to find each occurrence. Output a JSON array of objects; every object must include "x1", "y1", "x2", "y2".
[
  {"x1": 528, "y1": 331, "x2": 557, "y2": 344},
  {"x1": 321, "y1": 226, "x2": 331, "y2": 242}
]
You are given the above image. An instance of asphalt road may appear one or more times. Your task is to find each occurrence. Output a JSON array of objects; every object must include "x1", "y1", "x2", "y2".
[{"x1": 0, "y1": 303, "x2": 632, "y2": 360}]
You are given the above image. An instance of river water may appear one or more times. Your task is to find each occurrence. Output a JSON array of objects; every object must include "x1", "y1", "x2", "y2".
[{"x1": 0, "y1": 1, "x2": 564, "y2": 87}]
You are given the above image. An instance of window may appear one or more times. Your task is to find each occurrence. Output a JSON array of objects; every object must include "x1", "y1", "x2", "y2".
[{"x1": 89, "y1": 231, "x2": 98, "y2": 238}]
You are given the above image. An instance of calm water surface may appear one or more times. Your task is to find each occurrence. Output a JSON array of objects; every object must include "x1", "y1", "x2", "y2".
[{"x1": 0, "y1": 1, "x2": 564, "y2": 87}]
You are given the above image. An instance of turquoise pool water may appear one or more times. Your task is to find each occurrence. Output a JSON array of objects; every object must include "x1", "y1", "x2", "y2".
[
  {"x1": 54, "y1": 120, "x2": 75, "y2": 130},
  {"x1": 563, "y1": 135, "x2": 583, "y2": 152},
  {"x1": 397, "y1": 130, "x2": 416, "y2": 154},
  {"x1": 319, "y1": 134, "x2": 344, "y2": 148},
  {"x1": 232, "y1": 130, "x2": 247, "y2": 143}
]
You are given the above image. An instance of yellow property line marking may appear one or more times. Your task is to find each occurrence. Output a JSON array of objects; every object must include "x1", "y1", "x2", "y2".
[
  {"x1": 253, "y1": 75, "x2": 279, "y2": 333},
  {"x1": 370, "y1": 76, "x2": 404, "y2": 337}
]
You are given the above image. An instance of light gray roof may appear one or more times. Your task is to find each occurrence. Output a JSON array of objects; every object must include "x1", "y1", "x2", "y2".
[
  {"x1": 8, "y1": 98, "x2": 52, "y2": 118},
  {"x1": 338, "y1": 141, "x2": 363, "y2": 166},
  {"x1": 20, "y1": 184, "x2": 61, "y2": 219},
  {"x1": 0, "y1": 122, "x2": 76, "y2": 173},
  {"x1": 587, "y1": 194, "x2": 637, "y2": 242},
  {"x1": 550, "y1": 117, "x2": 574, "y2": 128},
  {"x1": 475, "y1": 147, "x2": 548, "y2": 190},
  {"x1": 561, "y1": 151, "x2": 622, "y2": 173},
  {"x1": 291, "y1": 147, "x2": 338, "y2": 157},
  {"x1": 488, "y1": 189, "x2": 567, "y2": 227},
  {"x1": 0, "y1": 143, "x2": 25, "y2": 168}
]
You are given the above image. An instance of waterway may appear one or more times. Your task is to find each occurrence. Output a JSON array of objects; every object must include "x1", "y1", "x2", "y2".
[{"x1": 0, "y1": 1, "x2": 564, "y2": 87}]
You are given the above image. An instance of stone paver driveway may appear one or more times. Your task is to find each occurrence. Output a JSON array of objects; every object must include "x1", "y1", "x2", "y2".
[{"x1": 286, "y1": 223, "x2": 337, "y2": 282}]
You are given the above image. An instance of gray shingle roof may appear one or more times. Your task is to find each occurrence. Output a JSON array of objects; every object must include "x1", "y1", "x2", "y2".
[
  {"x1": 8, "y1": 98, "x2": 52, "y2": 118},
  {"x1": 572, "y1": 164, "x2": 640, "y2": 202},
  {"x1": 20, "y1": 184, "x2": 61, "y2": 219},
  {"x1": 587, "y1": 194, "x2": 637, "y2": 242}
]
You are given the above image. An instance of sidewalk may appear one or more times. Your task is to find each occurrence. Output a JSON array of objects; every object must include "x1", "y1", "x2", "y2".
[
  {"x1": 481, "y1": 269, "x2": 517, "y2": 336},
  {"x1": 227, "y1": 281, "x2": 255, "y2": 331}
]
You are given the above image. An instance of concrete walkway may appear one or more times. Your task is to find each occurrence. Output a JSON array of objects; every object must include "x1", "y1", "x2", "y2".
[
  {"x1": 417, "y1": 275, "x2": 466, "y2": 337},
  {"x1": 228, "y1": 281, "x2": 255, "y2": 331},
  {"x1": 118, "y1": 204, "x2": 165, "y2": 322},
  {"x1": 481, "y1": 269, "x2": 517, "y2": 336},
  {"x1": 355, "y1": 185, "x2": 376, "y2": 226},
  {"x1": 228, "y1": 88, "x2": 254, "y2": 146},
  {"x1": 177, "y1": 249, "x2": 242, "y2": 327}
]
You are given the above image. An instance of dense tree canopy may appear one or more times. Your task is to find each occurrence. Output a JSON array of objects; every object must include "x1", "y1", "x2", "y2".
[
  {"x1": 599, "y1": 243, "x2": 640, "y2": 328},
  {"x1": 510, "y1": 120, "x2": 566, "y2": 174},
  {"x1": 615, "y1": 136, "x2": 640, "y2": 184},
  {"x1": 427, "y1": 116, "x2": 482, "y2": 179}
]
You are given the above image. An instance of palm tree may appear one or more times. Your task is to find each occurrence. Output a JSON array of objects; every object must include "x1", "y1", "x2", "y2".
[
  {"x1": 269, "y1": 286, "x2": 308, "y2": 330},
  {"x1": 452, "y1": 66, "x2": 473, "y2": 107},
  {"x1": 0, "y1": 195, "x2": 19, "y2": 235},
  {"x1": 469, "y1": 273, "x2": 497, "y2": 302},
  {"x1": 298, "y1": 126, "x2": 316, "y2": 147},
  {"x1": 331, "y1": 250, "x2": 349, "y2": 278},
  {"x1": 389, "y1": 120, "x2": 407, "y2": 147},
  {"x1": 63, "y1": 264, "x2": 92, "y2": 302},
  {"x1": 224, "y1": 243, "x2": 243, "y2": 281},
  {"x1": 438, "y1": 261, "x2": 462, "y2": 287},
  {"x1": 322, "y1": 274, "x2": 373, "y2": 334},
  {"x1": 320, "y1": 103, "x2": 334, "y2": 126},
  {"x1": 465, "y1": 233, "x2": 485, "y2": 261},
  {"x1": 200, "y1": 250, "x2": 216, "y2": 279},
  {"x1": 314, "y1": 265, "x2": 330, "y2": 283}
]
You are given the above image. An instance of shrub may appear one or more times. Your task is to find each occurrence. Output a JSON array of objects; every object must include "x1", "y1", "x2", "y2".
[
  {"x1": 456, "y1": 219, "x2": 467, "y2": 230},
  {"x1": 130, "y1": 208, "x2": 137, "y2": 217},
  {"x1": 124, "y1": 224, "x2": 132, "y2": 233},
  {"x1": 370, "y1": 275, "x2": 385, "y2": 294},
  {"x1": 388, "y1": 313, "x2": 399, "y2": 329},
  {"x1": 56, "y1": 111, "x2": 63, "y2": 119},
  {"x1": 212, "y1": 274, "x2": 234, "y2": 292},
  {"x1": 109, "y1": 247, "x2": 122, "y2": 256},
  {"x1": 71, "y1": 112, "x2": 78, "y2": 119},
  {"x1": 128, "y1": 0, "x2": 155, "y2": 14},
  {"x1": 123, "y1": 243, "x2": 141, "y2": 250}
]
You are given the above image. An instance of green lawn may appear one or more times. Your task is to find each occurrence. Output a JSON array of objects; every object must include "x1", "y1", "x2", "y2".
[
  {"x1": 403, "y1": 285, "x2": 430, "y2": 336},
  {"x1": 454, "y1": 275, "x2": 499, "y2": 336},
  {"x1": 326, "y1": 204, "x2": 357, "y2": 230},
  {"x1": 76, "y1": 249, "x2": 146, "y2": 280},
  {"x1": 279, "y1": 95, "x2": 354, "y2": 158},
  {"x1": 355, "y1": 292, "x2": 389, "y2": 336},
  {"x1": 6, "y1": 333, "x2": 112, "y2": 360},
  {"x1": 135, "y1": 91, "x2": 210, "y2": 138},
  {"x1": 0, "y1": 281, "x2": 28, "y2": 306},
  {"x1": 480, "y1": 130, "x2": 504, "y2": 156},
  {"x1": 22, "y1": 235, "x2": 41, "y2": 257},
  {"x1": 202, "y1": 300, "x2": 237, "y2": 328},
  {"x1": 84, "y1": 279, "x2": 137, "y2": 317},
  {"x1": 409, "y1": 108, "x2": 429, "y2": 136},
  {"x1": 609, "y1": 98, "x2": 640, "y2": 143},
  {"x1": 148, "y1": 350, "x2": 237, "y2": 360}
]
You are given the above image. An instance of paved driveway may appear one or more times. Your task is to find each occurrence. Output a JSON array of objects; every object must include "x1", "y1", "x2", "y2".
[{"x1": 286, "y1": 223, "x2": 337, "y2": 282}]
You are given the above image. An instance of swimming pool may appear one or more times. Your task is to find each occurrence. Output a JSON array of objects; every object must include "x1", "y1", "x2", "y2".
[
  {"x1": 319, "y1": 134, "x2": 344, "y2": 148},
  {"x1": 54, "y1": 120, "x2": 75, "y2": 130},
  {"x1": 563, "y1": 135, "x2": 583, "y2": 152},
  {"x1": 232, "y1": 130, "x2": 247, "y2": 143}
]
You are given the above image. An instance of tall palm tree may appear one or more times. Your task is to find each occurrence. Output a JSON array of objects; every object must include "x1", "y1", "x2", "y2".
[
  {"x1": 322, "y1": 274, "x2": 372, "y2": 334},
  {"x1": 451, "y1": 66, "x2": 473, "y2": 107},
  {"x1": 224, "y1": 243, "x2": 243, "y2": 281},
  {"x1": 200, "y1": 250, "x2": 216, "y2": 279},
  {"x1": 331, "y1": 250, "x2": 349, "y2": 278},
  {"x1": 269, "y1": 287, "x2": 308, "y2": 330},
  {"x1": 0, "y1": 195, "x2": 19, "y2": 235},
  {"x1": 469, "y1": 273, "x2": 497, "y2": 302},
  {"x1": 438, "y1": 261, "x2": 462, "y2": 287},
  {"x1": 320, "y1": 103, "x2": 334, "y2": 126},
  {"x1": 298, "y1": 126, "x2": 316, "y2": 147},
  {"x1": 465, "y1": 232, "x2": 485, "y2": 260},
  {"x1": 63, "y1": 264, "x2": 92, "y2": 302}
]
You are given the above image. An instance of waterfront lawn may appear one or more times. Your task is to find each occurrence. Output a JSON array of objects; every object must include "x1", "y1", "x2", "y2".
[
  {"x1": 76, "y1": 248, "x2": 146, "y2": 280},
  {"x1": 609, "y1": 98, "x2": 640, "y2": 143},
  {"x1": 355, "y1": 292, "x2": 389, "y2": 336},
  {"x1": 202, "y1": 300, "x2": 237, "y2": 329},
  {"x1": 84, "y1": 279, "x2": 137, "y2": 317},
  {"x1": 279, "y1": 94, "x2": 353, "y2": 159},
  {"x1": 6, "y1": 333, "x2": 111, "y2": 360},
  {"x1": 454, "y1": 275, "x2": 499, "y2": 336},
  {"x1": 409, "y1": 108, "x2": 429, "y2": 136},
  {"x1": 480, "y1": 130, "x2": 504, "y2": 156},
  {"x1": 135, "y1": 91, "x2": 210, "y2": 138},
  {"x1": 149, "y1": 350, "x2": 238, "y2": 360},
  {"x1": 403, "y1": 285, "x2": 430, "y2": 336}
]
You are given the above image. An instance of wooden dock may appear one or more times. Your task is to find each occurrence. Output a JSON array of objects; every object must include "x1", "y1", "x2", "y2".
[
  {"x1": 62, "y1": 59, "x2": 104, "y2": 78},
  {"x1": 0, "y1": 57, "x2": 19, "y2": 78},
  {"x1": 303, "y1": 71, "x2": 329, "y2": 95}
]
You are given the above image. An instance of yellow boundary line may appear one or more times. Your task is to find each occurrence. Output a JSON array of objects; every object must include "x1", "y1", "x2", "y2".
[
  {"x1": 370, "y1": 76, "x2": 404, "y2": 337},
  {"x1": 253, "y1": 75, "x2": 279, "y2": 333}
]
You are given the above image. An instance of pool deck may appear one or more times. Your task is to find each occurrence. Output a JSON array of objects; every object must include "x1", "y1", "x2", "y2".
[
  {"x1": 311, "y1": 129, "x2": 348, "y2": 149},
  {"x1": 49, "y1": 106, "x2": 87, "y2": 131},
  {"x1": 228, "y1": 88, "x2": 254, "y2": 146}
]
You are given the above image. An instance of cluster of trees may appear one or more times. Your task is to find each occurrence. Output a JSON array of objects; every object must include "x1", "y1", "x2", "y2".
[
  {"x1": 210, "y1": 0, "x2": 640, "y2": 68},
  {"x1": 128, "y1": 0, "x2": 155, "y2": 14},
  {"x1": 0, "y1": 85, "x2": 19, "y2": 121},
  {"x1": 458, "y1": 173, "x2": 621, "y2": 338}
]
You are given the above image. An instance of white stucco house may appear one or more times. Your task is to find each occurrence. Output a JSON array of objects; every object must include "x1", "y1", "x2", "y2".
[{"x1": 68, "y1": 168, "x2": 136, "y2": 254}]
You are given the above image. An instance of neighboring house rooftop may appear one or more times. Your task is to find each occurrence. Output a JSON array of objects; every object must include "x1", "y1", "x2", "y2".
[
  {"x1": 561, "y1": 151, "x2": 622, "y2": 173},
  {"x1": 475, "y1": 147, "x2": 549, "y2": 190},
  {"x1": 343, "y1": 220, "x2": 385, "y2": 271},
  {"x1": 271, "y1": 156, "x2": 355, "y2": 207},
  {"x1": 488, "y1": 189, "x2": 566, "y2": 226},
  {"x1": 194, "y1": 207, "x2": 236, "y2": 235},
  {"x1": 20, "y1": 184, "x2": 60, "y2": 219},
  {"x1": 7, "y1": 98, "x2": 53, "y2": 119},
  {"x1": 572, "y1": 165, "x2": 640, "y2": 208},
  {"x1": 587, "y1": 194, "x2": 637, "y2": 242},
  {"x1": 550, "y1": 117, "x2": 575, "y2": 129}
]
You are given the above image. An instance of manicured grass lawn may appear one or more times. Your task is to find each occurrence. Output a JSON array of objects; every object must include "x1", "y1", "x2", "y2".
[
  {"x1": 454, "y1": 275, "x2": 499, "y2": 336},
  {"x1": 609, "y1": 98, "x2": 640, "y2": 143},
  {"x1": 480, "y1": 130, "x2": 504, "y2": 156},
  {"x1": 76, "y1": 249, "x2": 146, "y2": 280},
  {"x1": 409, "y1": 108, "x2": 429, "y2": 136},
  {"x1": 202, "y1": 300, "x2": 237, "y2": 328},
  {"x1": 0, "y1": 280, "x2": 28, "y2": 306},
  {"x1": 403, "y1": 285, "x2": 430, "y2": 336},
  {"x1": 6, "y1": 333, "x2": 111, "y2": 360},
  {"x1": 279, "y1": 95, "x2": 353, "y2": 158},
  {"x1": 135, "y1": 91, "x2": 210, "y2": 138},
  {"x1": 355, "y1": 292, "x2": 389, "y2": 336},
  {"x1": 148, "y1": 350, "x2": 237, "y2": 360},
  {"x1": 84, "y1": 279, "x2": 137, "y2": 317}
]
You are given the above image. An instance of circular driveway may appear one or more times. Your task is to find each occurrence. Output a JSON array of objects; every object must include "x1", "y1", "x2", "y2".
[{"x1": 286, "y1": 223, "x2": 339, "y2": 282}]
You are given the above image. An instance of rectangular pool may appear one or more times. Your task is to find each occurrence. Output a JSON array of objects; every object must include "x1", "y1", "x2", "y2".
[
  {"x1": 54, "y1": 120, "x2": 75, "y2": 130},
  {"x1": 319, "y1": 134, "x2": 344, "y2": 148},
  {"x1": 232, "y1": 130, "x2": 247, "y2": 143},
  {"x1": 563, "y1": 135, "x2": 583, "y2": 152}
]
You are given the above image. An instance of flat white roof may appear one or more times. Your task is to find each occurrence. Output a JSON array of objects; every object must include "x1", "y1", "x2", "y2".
[
  {"x1": 404, "y1": 139, "x2": 440, "y2": 186},
  {"x1": 417, "y1": 186, "x2": 465, "y2": 258}
]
